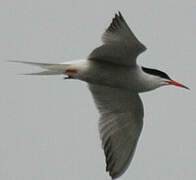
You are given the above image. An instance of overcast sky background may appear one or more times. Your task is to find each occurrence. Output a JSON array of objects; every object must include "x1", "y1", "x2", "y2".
[{"x1": 0, "y1": 0, "x2": 196, "y2": 180}]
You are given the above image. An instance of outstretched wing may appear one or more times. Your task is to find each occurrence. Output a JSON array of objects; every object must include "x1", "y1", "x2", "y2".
[
  {"x1": 89, "y1": 84, "x2": 144, "y2": 179},
  {"x1": 88, "y1": 12, "x2": 146, "y2": 66}
]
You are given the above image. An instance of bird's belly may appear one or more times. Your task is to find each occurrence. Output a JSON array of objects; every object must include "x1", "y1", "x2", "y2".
[{"x1": 72, "y1": 60, "x2": 151, "y2": 92}]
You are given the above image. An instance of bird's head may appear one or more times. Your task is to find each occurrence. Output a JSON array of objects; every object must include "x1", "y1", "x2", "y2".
[{"x1": 142, "y1": 67, "x2": 189, "y2": 90}]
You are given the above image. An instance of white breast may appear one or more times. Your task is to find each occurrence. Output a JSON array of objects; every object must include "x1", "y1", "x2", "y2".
[{"x1": 69, "y1": 60, "x2": 162, "y2": 93}]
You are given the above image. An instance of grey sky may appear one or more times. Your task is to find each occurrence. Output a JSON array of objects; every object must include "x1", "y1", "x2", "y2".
[{"x1": 1, "y1": 0, "x2": 196, "y2": 179}]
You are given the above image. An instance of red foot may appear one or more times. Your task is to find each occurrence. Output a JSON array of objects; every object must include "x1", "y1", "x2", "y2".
[{"x1": 65, "y1": 68, "x2": 78, "y2": 74}]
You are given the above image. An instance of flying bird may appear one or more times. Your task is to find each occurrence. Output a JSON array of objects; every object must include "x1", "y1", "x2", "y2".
[{"x1": 11, "y1": 12, "x2": 189, "y2": 179}]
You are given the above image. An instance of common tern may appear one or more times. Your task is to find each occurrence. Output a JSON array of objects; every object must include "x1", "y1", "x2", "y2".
[{"x1": 10, "y1": 12, "x2": 189, "y2": 179}]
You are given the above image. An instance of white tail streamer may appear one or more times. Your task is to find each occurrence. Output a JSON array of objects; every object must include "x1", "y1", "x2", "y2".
[{"x1": 8, "y1": 60, "x2": 70, "y2": 75}]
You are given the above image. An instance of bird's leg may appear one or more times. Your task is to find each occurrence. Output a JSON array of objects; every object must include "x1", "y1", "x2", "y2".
[
  {"x1": 64, "y1": 68, "x2": 78, "y2": 80},
  {"x1": 64, "y1": 76, "x2": 73, "y2": 80}
]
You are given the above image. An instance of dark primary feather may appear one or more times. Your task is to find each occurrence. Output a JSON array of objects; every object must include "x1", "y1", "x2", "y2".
[
  {"x1": 88, "y1": 84, "x2": 144, "y2": 179},
  {"x1": 106, "y1": 12, "x2": 125, "y2": 33},
  {"x1": 88, "y1": 12, "x2": 146, "y2": 66},
  {"x1": 103, "y1": 11, "x2": 146, "y2": 50}
]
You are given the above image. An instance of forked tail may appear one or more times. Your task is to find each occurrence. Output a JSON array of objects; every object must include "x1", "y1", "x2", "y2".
[{"x1": 8, "y1": 60, "x2": 70, "y2": 75}]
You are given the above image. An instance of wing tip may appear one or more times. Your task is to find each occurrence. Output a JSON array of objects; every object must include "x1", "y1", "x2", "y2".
[
  {"x1": 106, "y1": 11, "x2": 125, "y2": 33},
  {"x1": 117, "y1": 11, "x2": 123, "y2": 20},
  {"x1": 109, "y1": 169, "x2": 123, "y2": 179}
]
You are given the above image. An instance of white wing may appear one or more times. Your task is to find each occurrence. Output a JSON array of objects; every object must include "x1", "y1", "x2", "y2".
[
  {"x1": 88, "y1": 12, "x2": 146, "y2": 66},
  {"x1": 89, "y1": 84, "x2": 144, "y2": 179}
]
